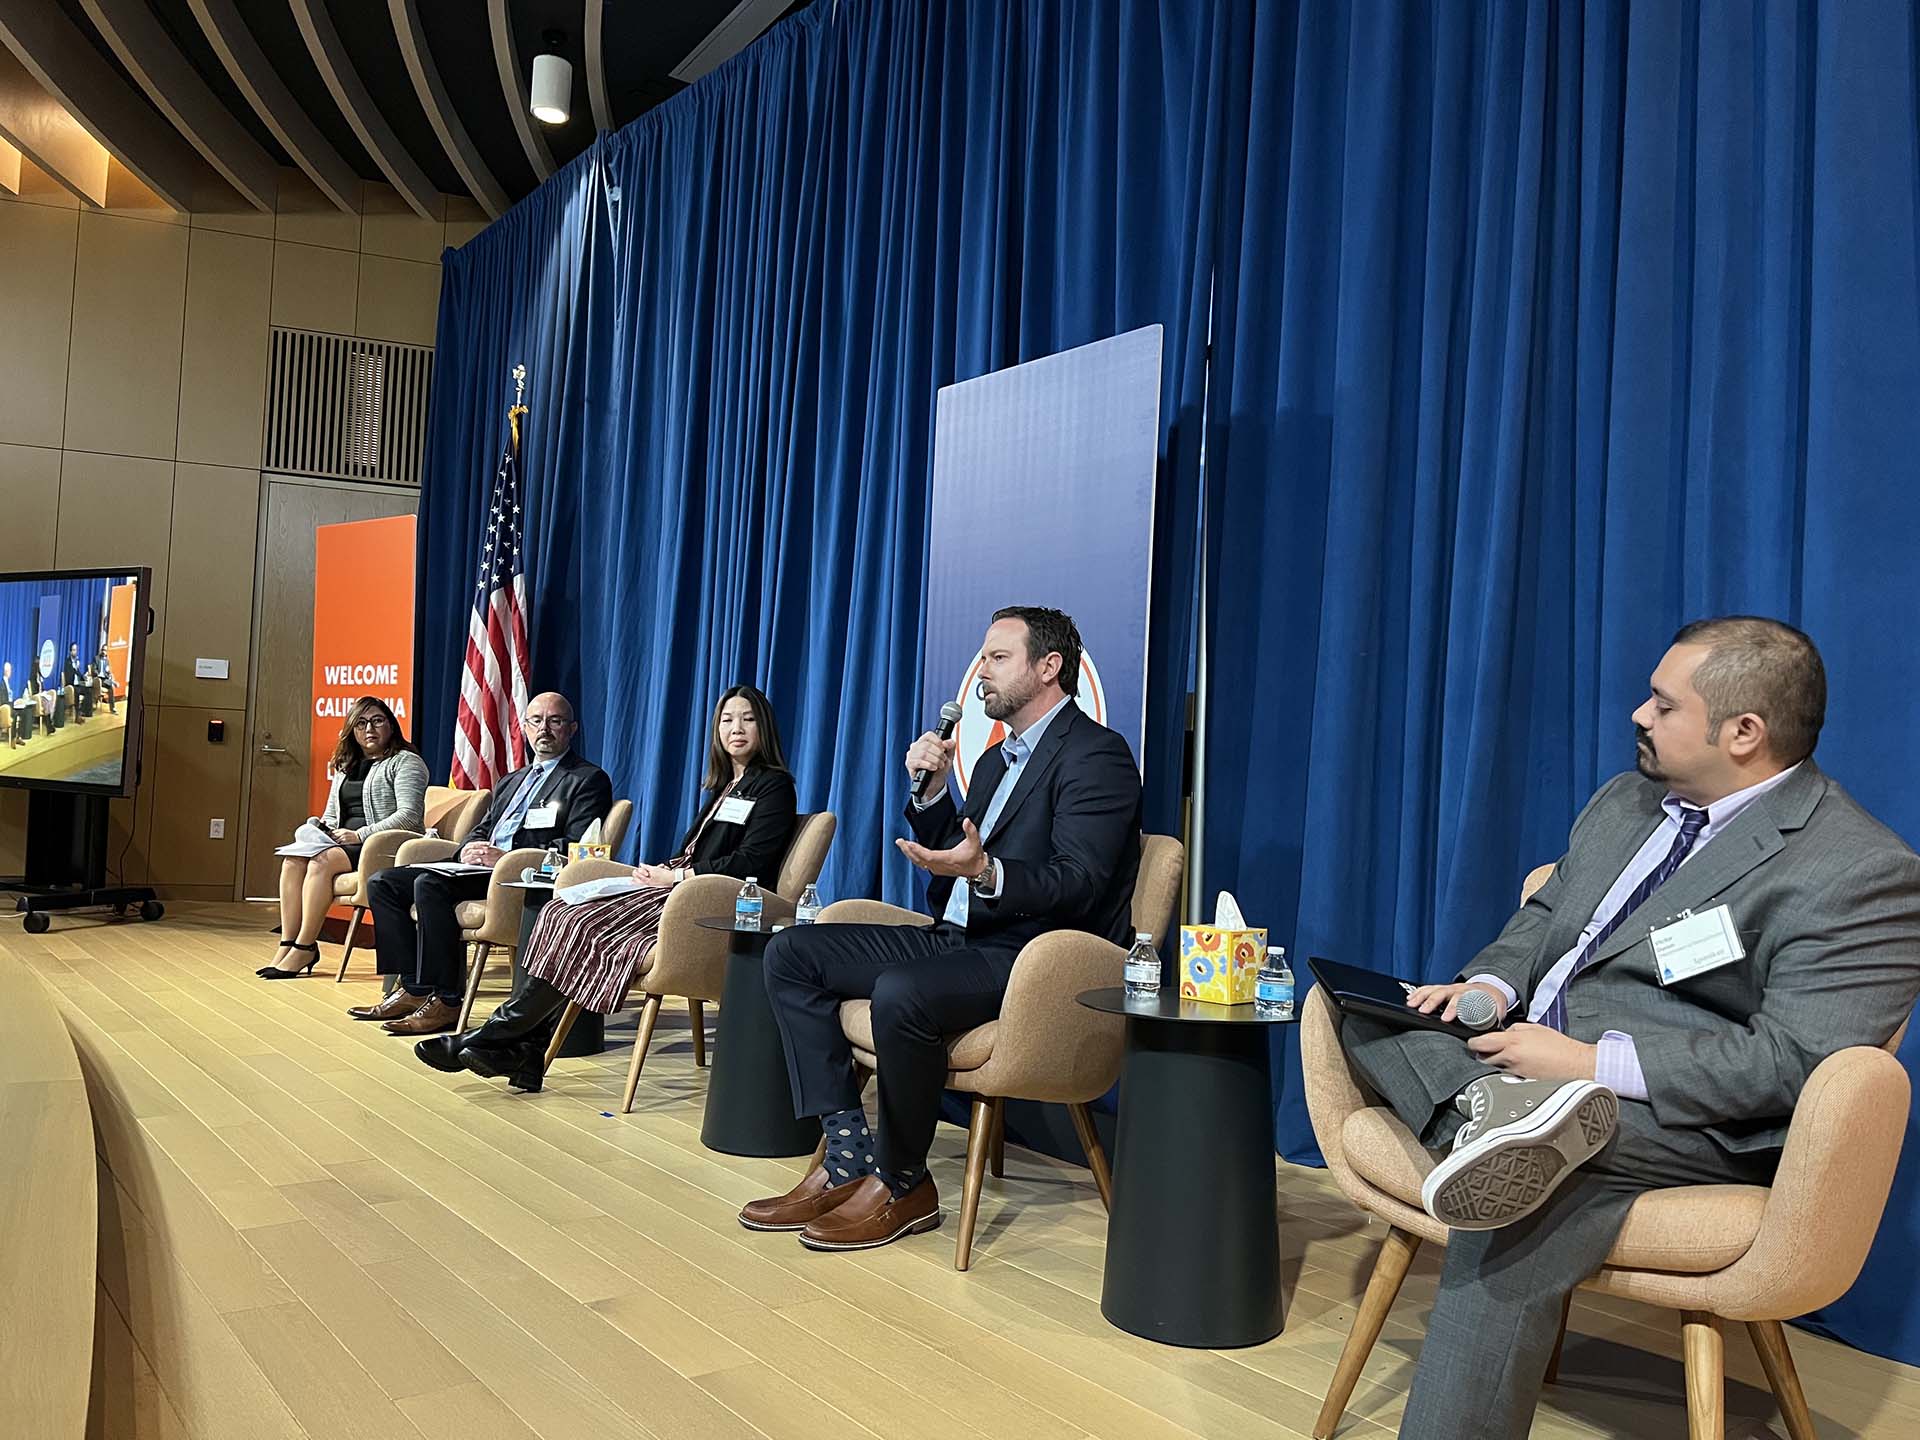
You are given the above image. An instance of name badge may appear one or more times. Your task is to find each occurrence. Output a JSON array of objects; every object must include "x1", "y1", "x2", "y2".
[
  {"x1": 715, "y1": 796, "x2": 756, "y2": 825},
  {"x1": 1647, "y1": 904, "x2": 1745, "y2": 986},
  {"x1": 525, "y1": 804, "x2": 559, "y2": 828}
]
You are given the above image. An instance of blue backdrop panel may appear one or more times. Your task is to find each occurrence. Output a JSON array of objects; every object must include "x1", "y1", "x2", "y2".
[
  {"x1": 417, "y1": 0, "x2": 1920, "y2": 1364},
  {"x1": 920, "y1": 326, "x2": 1161, "y2": 785}
]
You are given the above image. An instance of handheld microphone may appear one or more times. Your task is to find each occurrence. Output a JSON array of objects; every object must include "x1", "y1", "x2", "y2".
[
  {"x1": 1454, "y1": 989, "x2": 1502, "y2": 1032},
  {"x1": 913, "y1": 701, "x2": 965, "y2": 794}
]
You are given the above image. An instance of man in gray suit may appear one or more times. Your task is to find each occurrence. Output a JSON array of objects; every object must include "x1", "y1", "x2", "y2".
[{"x1": 1339, "y1": 616, "x2": 1920, "y2": 1440}]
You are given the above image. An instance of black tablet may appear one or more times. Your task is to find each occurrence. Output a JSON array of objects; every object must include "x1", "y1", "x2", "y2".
[{"x1": 1307, "y1": 956, "x2": 1477, "y2": 1040}]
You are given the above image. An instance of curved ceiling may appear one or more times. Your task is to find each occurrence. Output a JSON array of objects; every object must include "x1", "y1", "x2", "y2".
[{"x1": 0, "y1": 0, "x2": 807, "y2": 220}]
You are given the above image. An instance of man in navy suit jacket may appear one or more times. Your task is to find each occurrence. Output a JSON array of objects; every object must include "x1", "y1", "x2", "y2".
[{"x1": 748, "y1": 607, "x2": 1141, "y2": 1252}]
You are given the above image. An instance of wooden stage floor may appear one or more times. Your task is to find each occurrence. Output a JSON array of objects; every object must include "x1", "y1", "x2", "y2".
[{"x1": 9, "y1": 903, "x2": 1920, "y2": 1440}]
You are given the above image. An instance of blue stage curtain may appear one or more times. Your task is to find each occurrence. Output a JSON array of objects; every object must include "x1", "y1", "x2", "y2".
[
  {"x1": 1202, "y1": 0, "x2": 1920, "y2": 1362},
  {"x1": 418, "y1": 0, "x2": 1234, "y2": 904}
]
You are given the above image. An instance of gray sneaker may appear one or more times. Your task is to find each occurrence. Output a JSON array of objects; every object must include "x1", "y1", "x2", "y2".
[{"x1": 1421, "y1": 1075, "x2": 1618, "y2": 1230}]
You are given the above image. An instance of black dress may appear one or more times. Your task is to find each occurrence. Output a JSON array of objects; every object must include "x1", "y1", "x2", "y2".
[{"x1": 334, "y1": 758, "x2": 374, "y2": 866}]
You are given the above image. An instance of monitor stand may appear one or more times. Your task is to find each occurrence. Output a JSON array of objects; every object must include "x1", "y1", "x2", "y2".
[{"x1": 2, "y1": 790, "x2": 162, "y2": 934}]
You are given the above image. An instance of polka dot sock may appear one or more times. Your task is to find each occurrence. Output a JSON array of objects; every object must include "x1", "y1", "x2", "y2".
[{"x1": 819, "y1": 1106, "x2": 876, "y2": 1187}]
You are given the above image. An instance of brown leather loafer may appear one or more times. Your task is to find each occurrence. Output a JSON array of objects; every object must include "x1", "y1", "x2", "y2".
[
  {"x1": 798, "y1": 1174, "x2": 941, "y2": 1251},
  {"x1": 347, "y1": 988, "x2": 421, "y2": 1022},
  {"x1": 382, "y1": 997, "x2": 461, "y2": 1035},
  {"x1": 739, "y1": 1165, "x2": 863, "y2": 1232}
]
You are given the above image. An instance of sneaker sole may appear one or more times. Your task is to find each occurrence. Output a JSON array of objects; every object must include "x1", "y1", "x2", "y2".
[
  {"x1": 795, "y1": 1210, "x2": 943, "y2": 1251},
  {"x1": 1423, "y1": 1085, "x2": 1618, "y2": 1231}
]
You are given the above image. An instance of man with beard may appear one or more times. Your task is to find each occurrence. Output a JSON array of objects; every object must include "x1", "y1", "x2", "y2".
[
  {"x1": 1338, "y1": 616, "x2": 1920, "y2": 1440},
  {"x1": 746, "y1": 606, "x2": 1141, "y2": 1251}
]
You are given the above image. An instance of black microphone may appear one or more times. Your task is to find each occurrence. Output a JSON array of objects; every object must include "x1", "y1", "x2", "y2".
[{"x1": 913, "y1": 701, "x2": 965, "y2": 795}]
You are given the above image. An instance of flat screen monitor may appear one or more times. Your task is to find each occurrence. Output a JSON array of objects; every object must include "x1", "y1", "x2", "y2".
[{"x1": 0, "y1": 566, "x2": 151, "y2": 798}]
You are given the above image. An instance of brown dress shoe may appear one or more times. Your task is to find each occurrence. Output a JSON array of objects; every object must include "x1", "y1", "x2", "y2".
[
  {"x1": 798, "y1": 1174, "x2": 941, "y2": 1251},
  {"x1": 382, "y1": 997, "x2": 461, "y2": 1035},
  {"x1": 739, "y1": 1165, "x2": 864, "y2": 1232},
  {"x1": 347, "y1": 988, "x2": 422, "y2": 1022}
]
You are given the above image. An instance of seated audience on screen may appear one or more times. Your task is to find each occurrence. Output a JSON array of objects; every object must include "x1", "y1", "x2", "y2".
[
  {"x1": 64, "y1": 643, "x2": 90, "y2": 721},
  {"x1": 1337, "y1": 617, "x2": 1920, "y2": 1440},
  {"x1": 259, "y1": 697, "x2": 429, "y2": 979},
  {"x1": 415, "y1": 684, "x2": 799, "y2": 1091},
  {"x1": 96, "y1": 646, "x2": 117, "y2": 715},
  {"x1": 354, "y1": 692, "x2": 613, "y2": 1036},
  {"x1": 3, "y1": 661, "x2": 27, "y2": 748},
  {"x1": 742, "y1": 606, "x2": 1141, "y2": 1252}
]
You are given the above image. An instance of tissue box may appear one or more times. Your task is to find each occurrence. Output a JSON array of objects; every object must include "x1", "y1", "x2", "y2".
[
  {"x1": 568, "y1": 842, "x2": 612, "y2": 864},
  {"x1": 1178, "y1": 925, "x2": 1268, "y2": 1004}
]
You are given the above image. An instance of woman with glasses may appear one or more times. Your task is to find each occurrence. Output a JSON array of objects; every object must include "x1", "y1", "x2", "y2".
[{"x1": 259, "y1": 695, "x2": 428, "y2": 979}]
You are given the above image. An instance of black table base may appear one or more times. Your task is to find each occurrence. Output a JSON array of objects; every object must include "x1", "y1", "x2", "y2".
[
  {"x1": 700, "y1": 925, "x2": 818, "y2": 1157},
  {"x1": 1100, "y1": 1011, "x2": 1284, "y2": 1347}
]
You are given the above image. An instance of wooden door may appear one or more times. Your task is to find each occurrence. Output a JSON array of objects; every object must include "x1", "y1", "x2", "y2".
[{"x1": 241, "y1": 477, "x2": 416, "y2": 898}]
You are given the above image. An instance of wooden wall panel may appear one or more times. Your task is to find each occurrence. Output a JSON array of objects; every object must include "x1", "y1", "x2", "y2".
[{"x1": 63, "y1": 212, "x2": 188, "y2": 459}]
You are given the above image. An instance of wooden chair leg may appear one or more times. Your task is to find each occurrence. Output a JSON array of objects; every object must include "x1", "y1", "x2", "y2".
[
  {"x1": 689, "y1": 998, "x2": 707, "y2": 1068},
  {"x1": 806, "y1": 1135, "x2": 827, "y2": 1172},
  {"x1": 954, "y1": 1096, "x2": 996, "y2": 1272},
  {"x1": 987, "y1": 1097, "x2": 1006, "y2": 1178},
  {"x1": 456, "y1": 943, "x2": 490, "y2": 1031},
  {"x1": 1066, "y1": 1102, "x2": 1113, "y2": 1209},
  {"x1": 543, "y1": 1001, "x2": 583, "y2": 1069},
  {"x1": 1682, "y1": 1310, "x2": 1725, "y2": 1440},
  {"x1": 618, "y1": 996, "x2": 663, "y2": 1115},
  {"x1": 1747, "y1": 1319, "x2": 1818, "y2": 1440},
  {"x1": 1313, "y1": 1226, "x2": 1421, "y2": 1440},
  {"x1": 336, "y1": 907, "x2": 365, "y2": 981},
  {"x1": 1544, "y1": 1291, "x2": 1573, "y2": 1383}
]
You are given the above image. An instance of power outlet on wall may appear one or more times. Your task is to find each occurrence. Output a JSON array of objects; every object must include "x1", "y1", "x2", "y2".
[{"x1": 209, "y1": 818, "x2": 226, "y2": 839}]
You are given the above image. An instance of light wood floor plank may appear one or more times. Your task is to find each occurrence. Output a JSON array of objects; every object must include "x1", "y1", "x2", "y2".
[{"x1": 16, "y1": 903, "x2": 1920, "y2": 1440}]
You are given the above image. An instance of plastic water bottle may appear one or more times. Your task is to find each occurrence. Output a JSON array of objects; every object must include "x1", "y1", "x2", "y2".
[
  {"x1": 1122, "y1": 931, "x2": 1160, "y2": 999},
  {"x1": 734, "y1": 876, "x2": 763, "y2": 932},
  {"x1": 538, "y1": 842, "x2": 565, "y2": 880},
  {"x1": 795, "y1": 883, "x2": 822, "y2": 924},
  {"x1": 1255, "y1": 946, "x2": 1294, "y2": 1020}
]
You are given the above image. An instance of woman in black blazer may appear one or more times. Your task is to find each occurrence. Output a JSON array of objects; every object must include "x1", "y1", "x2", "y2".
[{"x1": 416, "y1": 685, "x2": 799, "y2": 1086}]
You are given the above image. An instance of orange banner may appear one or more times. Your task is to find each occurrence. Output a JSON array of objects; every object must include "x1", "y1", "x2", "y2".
[
  {"x1": 105, "y1": 581, "x2": 135, "y2": 689},
  {"x1": 310, "y1": 516, "x2": 417, "y2": 815}
]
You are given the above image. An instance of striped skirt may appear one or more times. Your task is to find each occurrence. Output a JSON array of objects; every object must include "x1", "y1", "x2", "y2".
[{"x1": 522, "y1": 883, "x2": 675, "y2": 1014}]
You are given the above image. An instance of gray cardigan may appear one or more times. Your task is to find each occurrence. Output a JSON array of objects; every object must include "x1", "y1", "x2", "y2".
[{"x1": 320, "y1": 749, "x2": 429, "y2": 836}]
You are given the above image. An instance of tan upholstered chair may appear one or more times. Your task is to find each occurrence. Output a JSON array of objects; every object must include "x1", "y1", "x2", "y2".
[
  {"x1": 1301, "y1": 863, "x2": 1913, "y2": 1440},
  {"x1": 450, "y1": 799, "x2": 635, "y2": 1029},
  {"x1": 542, "y1": 811, "x2": 839, "y2": 1112},
  {"x1": 825, "y1": 833, "x2": 1186, "y2": 1270},
  {"x1": 333, "y1": 785, "x2": 492, "y2": 980}
]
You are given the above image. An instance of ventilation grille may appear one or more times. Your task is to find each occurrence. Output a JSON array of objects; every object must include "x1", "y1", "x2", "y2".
[{"x1": 264, "y1": 328, "x2": 433, "y2": 485}]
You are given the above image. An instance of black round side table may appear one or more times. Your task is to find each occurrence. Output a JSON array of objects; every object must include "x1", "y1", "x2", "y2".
[
  {"x1": 696, "y1": 917, "x2": 818, "y2": 1158},
  {"x1": 1077, "y1": 985, "x2": 1294, "y2": 1348}
]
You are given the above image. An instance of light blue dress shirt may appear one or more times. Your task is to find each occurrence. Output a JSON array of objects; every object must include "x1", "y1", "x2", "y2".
[
  {"x1": 931, "y1": 694, "x2": 1073, "y2": 929},
  {"x1": 489, "y1": 757, "x2": 559, "y2": 848}
]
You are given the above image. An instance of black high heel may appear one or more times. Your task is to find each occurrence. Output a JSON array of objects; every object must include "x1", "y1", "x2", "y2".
[
  {"x1": 260, "y1": 942, "x2": 321, "y2": 979},
  {"x1": 257, "y1": 941, "x2": 296, "y2": 977}
]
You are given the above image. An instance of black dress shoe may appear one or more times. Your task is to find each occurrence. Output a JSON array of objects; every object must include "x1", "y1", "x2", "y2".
[
  {"x1": 460, "y1": 1040, "x2": 545, "y2": 1092},
  {"x1": 413, "y1": 1034, "x2": 468, "y2": 1072}
]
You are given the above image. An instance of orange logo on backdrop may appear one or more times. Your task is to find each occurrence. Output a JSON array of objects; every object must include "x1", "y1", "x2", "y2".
[{"x1": 310, "y1": 516, "x2": 417, "y2": 815}]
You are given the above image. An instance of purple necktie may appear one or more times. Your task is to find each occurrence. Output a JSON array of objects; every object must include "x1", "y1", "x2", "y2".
[{"x1": 1540, "y1": 804, "x2": 1709, "y2": 1033}]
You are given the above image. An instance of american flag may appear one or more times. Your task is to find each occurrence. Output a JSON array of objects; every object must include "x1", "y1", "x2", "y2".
[{"x1": 451, "y1": 404, "x2": 531, "y2": 789}]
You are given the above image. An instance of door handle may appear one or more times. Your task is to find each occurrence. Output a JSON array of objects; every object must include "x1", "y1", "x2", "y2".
[{"x1": 259, "y1": 743, "x2": 291, "y2": 755}]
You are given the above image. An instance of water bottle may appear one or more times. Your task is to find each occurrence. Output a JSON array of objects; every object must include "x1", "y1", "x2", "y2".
[
  {"x1": 1122, "y1": 931, "x2": 1160, "y2": 999},
  {"x1": 538, "y1": 842, "x2": 565, "y2": 881},
  {"x1": 1255, "y1": 946, "x2": 1295, "y2": 1020},
  {"x1": 795, "y1": 883, "x2": 822, "y2": 924},
  {"x1": 734, "y1": 876, "x2": 763, "y2": 932}
]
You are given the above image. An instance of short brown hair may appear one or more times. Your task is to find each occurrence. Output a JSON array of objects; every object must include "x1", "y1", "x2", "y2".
[
  {"x1": 1671, "y1": 616, "x2": 1826, "y2": 764},
  {"x1": 990, "y1": 606, "x2": 1084, "y2": 697}
]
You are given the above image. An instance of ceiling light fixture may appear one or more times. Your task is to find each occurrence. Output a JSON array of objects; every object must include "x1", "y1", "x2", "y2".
[{"x1": 531, "y1": 32, "x2": 571, "y2": 125}]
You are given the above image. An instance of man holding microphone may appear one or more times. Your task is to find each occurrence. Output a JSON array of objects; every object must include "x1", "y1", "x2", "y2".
[{"x1": 746, "y1": 606, "x2": 1142, "y2": 1251}]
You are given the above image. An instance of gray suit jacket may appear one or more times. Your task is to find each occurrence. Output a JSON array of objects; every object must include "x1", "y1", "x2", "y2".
[
  {"x1": 1462, "y1": 760, "x2": 1920, "y2": 1154},
  {"x1": 319, "y1": 750, "x2": 429, "y2": 837}
]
